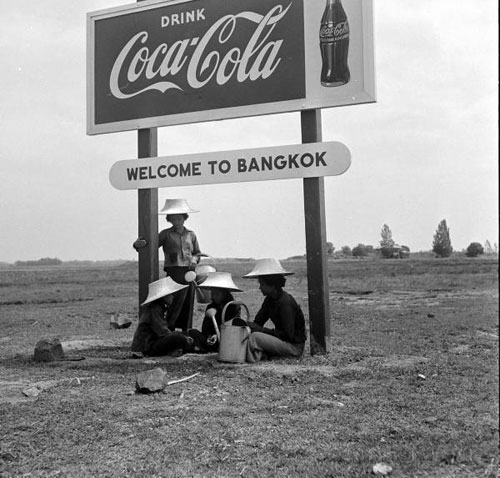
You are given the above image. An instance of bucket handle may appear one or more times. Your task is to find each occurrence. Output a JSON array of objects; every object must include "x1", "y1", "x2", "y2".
[{"x1": 221, "y1": 301, "x2": 251, "y2": 333}]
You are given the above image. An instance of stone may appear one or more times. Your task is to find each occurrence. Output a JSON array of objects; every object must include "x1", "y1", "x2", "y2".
[
  {"x1": 34, "y1": 338, "x2": 65, "y2": 362},
  {"x1": 110, "y1": 314, "x2": 132, "y2": 329},
  {"x1": 372, "y1": 462, "x2": 393, "y2": 476},
  {"x1": 135, "y1": 368, "x2": 167, "y2": 393},
  {"x1": 22, "y1": 387, "x2": 41, "y2": 398}
]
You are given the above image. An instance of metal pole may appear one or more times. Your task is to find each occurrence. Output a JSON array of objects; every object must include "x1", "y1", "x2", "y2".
[{"x1": 301, "y1": 109, "x2": 331, "y2": 355}]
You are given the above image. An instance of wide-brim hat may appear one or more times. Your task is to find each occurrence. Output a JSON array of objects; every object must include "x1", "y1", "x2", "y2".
[
  {"x1": 197, "y1": 272, "x2": 242, "y2": 292},
  {"x1": 141, "y1": 277, "x2": 188, "y2": 305},
  {"x1": 196, "y1": 265, "x2": 216, "y2": 278},
  {"x1": 243, "y1": 258, "x2": 294, "y2": 278},
  {"x1": 159, "y1": 198, "x2": 199, "y2": 215}
]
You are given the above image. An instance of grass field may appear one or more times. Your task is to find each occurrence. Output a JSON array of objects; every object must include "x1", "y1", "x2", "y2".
[{"x1": 0, "y1": 257, "x2": 498, "y2": 477}]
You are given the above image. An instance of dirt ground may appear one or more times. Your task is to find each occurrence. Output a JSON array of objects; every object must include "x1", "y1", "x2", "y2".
[
  {"x1": 0, "y1": 284, "x2": 482, "y2": 405},
  {"x1": 0, "y1": 257, "x2": 498, "y2": 477}
]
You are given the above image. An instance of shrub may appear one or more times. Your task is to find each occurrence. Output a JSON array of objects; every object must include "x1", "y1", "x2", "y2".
[
  {"x1": 352, "y1": 244, "x2": 369, "y2": 257},
  {"x1": 341, "y1": 246, "x2": 352, "y2": 256},
  {"x1": 326, "y1": 242, "x2": 335, "y2": 256},
  {"x1": 380, "y1": 247, "x2": 395, "y2": 259},
  {"x1": 466, "y1": 242, "x2": 484, "y2": 258}
]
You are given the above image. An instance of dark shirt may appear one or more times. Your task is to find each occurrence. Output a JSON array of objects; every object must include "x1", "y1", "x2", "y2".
[
  {"x1": 131, "y1": 302, "x2": 171, "y2": 354},
  {"x1": 254, "y1": 290, "x2": 306, "y2": 344}
]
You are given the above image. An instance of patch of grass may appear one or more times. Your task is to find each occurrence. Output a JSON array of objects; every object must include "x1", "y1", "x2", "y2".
[{"x1": 0, "y1": 258, "x2": 498, "y2": 477}]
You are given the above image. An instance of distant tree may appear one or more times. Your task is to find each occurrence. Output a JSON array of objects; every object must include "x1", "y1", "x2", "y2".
[
  {"x1": 14, "y1": 257, "x2": 62, "y2": 267},
  {"x1": 341, "y1": 245, "x2": 352, "y2": 256},
  {"x1": 352, "y1": 244, "x2": 369, "y2": 257},
  {"x1": 39, "y1": 257, "x2": 63, "y2": 266},
  {"x1": 380, "y1": 224, "x2": 400, "y2": 258},
  {"x1": 380, "y1": 224, "x2": 395, "y2": 248},
  {"x1": 326, "y1": 242, "x2": 335, "y2": 256},
  {"x1": 466, "y1": 242, "x2": 484, "y2": 258},
  {"x1": 432, "y1": 219, "x2": 453, "y2": 258},
  {"x1": 484, "y1": 240, "x2": 493, "y2": 254}
]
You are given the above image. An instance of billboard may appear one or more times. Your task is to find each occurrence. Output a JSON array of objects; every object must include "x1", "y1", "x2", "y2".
[{"x1": 87, "y1": 0, "x2": 375, "y2": 135}]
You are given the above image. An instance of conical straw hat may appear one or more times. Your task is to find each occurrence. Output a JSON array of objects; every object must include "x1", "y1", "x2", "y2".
[
  {"x1": 197, "y1": 272, "x2": 242, "y2": 292},
  {"x1": 159, "y1": 198, "x2": 199, "y2": 215},
  {"x1": 141, "y1": 277, "x2": 188, "y2": 305},
  {"x1": 243, "y1": 258, "x2": 294, "y2": 278},
  {"x1": 195, "y1": 265, "x2": 217, "y2": 279}
]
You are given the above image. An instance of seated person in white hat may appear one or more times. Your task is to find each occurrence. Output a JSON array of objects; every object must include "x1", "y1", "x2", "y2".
[
  {"x1": 187, "y1": 272, "x2": 242, "y2": 353},
  {"x1": 131, "y1": 277, "x2": 194, "y2": 357},
  {"x1": 134, "y1": 198, "x2": 203, "y2": 333},
  {"x1": 243, "y1": 259, "x2": 306, "y2": 362}
]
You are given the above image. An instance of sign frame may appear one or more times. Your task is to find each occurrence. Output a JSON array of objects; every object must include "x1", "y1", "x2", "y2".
[{"x1": 87, "y1": 0, "x2": 375, "y2": 135}]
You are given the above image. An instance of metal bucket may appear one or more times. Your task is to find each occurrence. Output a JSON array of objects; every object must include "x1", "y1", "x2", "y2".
[{"x1": 218, "y1": 302, "x2": 251, "y2": 363}]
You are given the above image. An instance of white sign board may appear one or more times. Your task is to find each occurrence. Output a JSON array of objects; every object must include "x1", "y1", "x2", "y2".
[{"x1": 109, "y1": 141, "x2": 351, "y2": 190}]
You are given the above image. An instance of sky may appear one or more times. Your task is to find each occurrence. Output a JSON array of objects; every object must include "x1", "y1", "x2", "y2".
[{"x1": 0, "y1": 0, "x2": 498, "y2": 263}]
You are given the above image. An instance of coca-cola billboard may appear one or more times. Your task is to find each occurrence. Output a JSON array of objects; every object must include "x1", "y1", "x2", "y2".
[{"x1": 87, "y1": 0, "x2": 375, "y2": 135}]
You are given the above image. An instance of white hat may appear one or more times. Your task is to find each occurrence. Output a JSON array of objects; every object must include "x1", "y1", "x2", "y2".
[
  {"x1": 243, "y1": 258, "x2": 294, "y2": 278},
  {"x1": 195, "y1": 265, "x2": 216, "y2": 280},
  {"x1": 197, "y1": 272, "x2": 242, "y2": 292},
  {"x1": 159, "y1": 198, "x2": 199, "y2": 215},
  {"x1": 141, "y1": 277, "x2": 188, "y2": 305}
]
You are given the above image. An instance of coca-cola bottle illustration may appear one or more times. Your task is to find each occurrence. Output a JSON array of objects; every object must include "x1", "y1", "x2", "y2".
[{"x1": 320, "y1": 0, "x2": 350, "y2": 87}]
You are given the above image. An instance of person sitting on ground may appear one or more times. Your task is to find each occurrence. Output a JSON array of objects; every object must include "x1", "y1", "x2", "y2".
[
  {"x1": 187, "y1": 272, "x2": 242, "y2": 353},
  {"x1": 243, "y1": 258, "x2": 306, "y2": 363},
  {"x1": 131, "y1": 277, "x2": 194, "y2": 358}
]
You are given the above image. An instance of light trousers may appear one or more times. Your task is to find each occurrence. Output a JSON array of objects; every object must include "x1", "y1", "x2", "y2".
[{"x1": 246, "y1": 332, "x2": 304, "y2": 363}]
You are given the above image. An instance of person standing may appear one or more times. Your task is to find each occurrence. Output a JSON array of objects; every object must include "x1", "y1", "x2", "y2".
[
  {"x1": 243, "y1": 258, "x2": 306, "y2": 362},
  {"x1": 134, "y1": 198, "x2": 202, "y2": 332},
  {"x1": 131, "y1": 277, "x2": 193, "y2": 357}
]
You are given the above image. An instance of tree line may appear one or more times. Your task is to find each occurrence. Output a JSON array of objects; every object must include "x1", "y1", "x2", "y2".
[
  {"x1": 327, "y1": 220, "x2": 498, "y2": 259},
  {"x1": 14, "y1": 257, "x2": 63, "y2": 266}
]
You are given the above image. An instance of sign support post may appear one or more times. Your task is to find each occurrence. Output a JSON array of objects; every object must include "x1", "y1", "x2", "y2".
[
  {"x1": 137, "y1": 128, "x2": 159, "y2": 307},
  {"x1": 136, "y1": 0, "x2": 158, "y2": 309},
  {"x1": 301, "y1": 109, "x2": 330, "y2": 355}
]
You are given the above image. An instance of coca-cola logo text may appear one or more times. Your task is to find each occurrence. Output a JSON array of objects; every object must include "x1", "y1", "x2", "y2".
[
  {"x1": 319, "y1": 21, "x2": 349, "y2": 42},
  {"x1": 110, "y1": 4, "x2": 291, "y2": 99}
]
